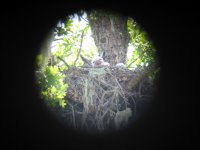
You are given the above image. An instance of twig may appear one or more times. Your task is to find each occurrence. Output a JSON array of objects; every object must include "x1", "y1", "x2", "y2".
[
  {"x1": 57, "y1": 56, "x2": 70, "y2": 68},
  {"x1": 127, "y1": 57, "x2": 139, "y2": 68},
  {"x1": 138, "y1": 81, "x2": 143, "y2": 98},
  {"x1": 71, "y1": 105, "x2": 76, "y2": 128},
  {"x1": 107, "y1": 70, "x2": 126, "y2": 99},
  {"x1": 80, "y1": 55, "x2": 92, "y2": 66},
  {"x1": 53, "y1": 38, "x2": 64, "y2": 41},
  {"x1": 74, "y1": 30, "x2": 84, "y2": 66},
  {"x1": 127, "y1": 51, "x2": 146, "y2": 67},
  {"x1": 129, "y1": 96, "x2": 137, "y2": 117},
  {"x1": 80, "y1": 16, "x2": 89, "y2": 22}
]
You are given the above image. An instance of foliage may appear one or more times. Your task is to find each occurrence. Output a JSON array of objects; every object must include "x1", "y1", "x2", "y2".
[
  {"x1": 36, "y1": 14, "x2": 98, "y2": 109},
  {"x1": 126, "y1": 18, "x2": 156, "y2": 71},
  {"x1": 36, "y1": 65, "x2": 68, "y2": 108},
  {"x1": 52, "y1": 15, "x2": 97, "y2": 69}
]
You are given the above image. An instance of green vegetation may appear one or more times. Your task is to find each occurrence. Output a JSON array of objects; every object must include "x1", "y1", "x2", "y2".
[
  {"x1": 36, "y1": 65, "x2": 68, "y2": 108},
  {"x1": 35, "y1": 13, "x2": 97, "y2": 108},
  {"x1": 126, "y1": 18, "x2": 156, "y2": 69}
]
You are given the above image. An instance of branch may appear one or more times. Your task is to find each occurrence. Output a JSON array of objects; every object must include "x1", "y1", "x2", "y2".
[
  {"x1": 54, "y1": 38, "x2": 64, "y2": 41},
  {"x1": 80, "y1": 16, "x2": 89, "y2": 22},
  {"x1": 74, "y1": 30, "x2": 84, "y2": 66},
  {"x1": 57, "y1": 56, "x2": 70, "y2": 68},
  {"x1": 127, "y1": 51, "x2": 146, "y2": 68},
  {"x1": 127, "y1": 57, "x2": 139, "y2": 68},
  {"x1": 80, "y1": 55, "x2": 92, "y2": 66}
]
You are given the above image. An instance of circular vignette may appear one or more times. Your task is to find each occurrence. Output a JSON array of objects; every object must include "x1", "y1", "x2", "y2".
[{"x1": 34, "y1": 9, "x2": 160, "y2": 135}]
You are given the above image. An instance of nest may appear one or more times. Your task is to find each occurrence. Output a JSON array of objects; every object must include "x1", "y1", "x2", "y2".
[{"x1": 55, "y1": 66, "x2": 156, "y2": 132}]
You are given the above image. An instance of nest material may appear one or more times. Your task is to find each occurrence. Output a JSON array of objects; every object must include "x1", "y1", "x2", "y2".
[{"x1": 57, "y1": 66, "x2": 156, "y2": 132}]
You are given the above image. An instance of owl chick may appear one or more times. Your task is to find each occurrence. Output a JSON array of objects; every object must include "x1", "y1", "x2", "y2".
[
  {"x1": 116, "y1": 63, "x2": 126, "y2": 67},
  {"x1": 91, "y1": 56, "x2": 103, "y2": 66},
  {"x1": 101, "y1": 62, "x2": 110, "y2": 67},
  {"x1": 91, "y1": 56, "x2": 110, "y2": 67}
]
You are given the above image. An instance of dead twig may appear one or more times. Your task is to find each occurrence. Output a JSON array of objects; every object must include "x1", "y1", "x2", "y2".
[
  {"x1": 74, "y1": 30, "x2": 84, "y2": 66},
  {"x1": 57, "y1": 56, "x2": 70, "y2": 68}
]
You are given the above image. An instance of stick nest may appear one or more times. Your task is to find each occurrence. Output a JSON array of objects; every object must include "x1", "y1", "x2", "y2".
[{"x1": 55, "y1": 66, "x2": 156, "y2": 132}]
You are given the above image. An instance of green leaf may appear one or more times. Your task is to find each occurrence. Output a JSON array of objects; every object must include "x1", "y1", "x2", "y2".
[{"x1": 60, "y1": 100, "x2": 67, "y2": 108}]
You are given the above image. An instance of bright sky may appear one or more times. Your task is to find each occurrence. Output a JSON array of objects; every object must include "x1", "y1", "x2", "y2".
[{"x1": 51, "y1": 12, "x2": 135, "y2": 61}]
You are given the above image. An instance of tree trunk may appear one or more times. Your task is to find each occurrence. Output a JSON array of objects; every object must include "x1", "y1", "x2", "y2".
[{"x1": 87, "y1": 10, "x2": 130, "y2": 66}]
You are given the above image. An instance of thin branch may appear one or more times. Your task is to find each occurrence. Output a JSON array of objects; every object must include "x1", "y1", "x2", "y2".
[
  {"x1": 57, "y1": 56, "x2": 70, "y2": 68},
  {"x1": 80, "y1": 16, "x2": 89, "y2": 22},
  {"x1": 80, "y1": 55, "x2": 92, "y2": 66},
  {"x1": 74, "y1": 30, "x2": 85, "y2": 66},
  {"x1": 71, "y1": 105, "x2": 76, "y2": 128},
  {"x1": 127, "y1": 51, "x2": 146, "y2": 68},
  {"x1": 127, "y1": 57, "x2": 139, "y2": 68},
  {"x1": 54, "y1": 38, "x2": 64, "y2": 41}
]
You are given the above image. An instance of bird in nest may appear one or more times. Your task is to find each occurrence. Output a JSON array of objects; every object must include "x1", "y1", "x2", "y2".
[
  {"x1": 81, "y1": 55, "x2": 126, "y2": 68},
  {"x1": 91, "y1": 56, "x2": 110, "y2": 67},
  {"x1": 116, "y1": 63, "x2": 126, "y2": 67}
]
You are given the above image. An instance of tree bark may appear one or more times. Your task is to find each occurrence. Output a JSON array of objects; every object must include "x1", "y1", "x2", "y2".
[{"x1": 87, "y1": 10, "x2": 130, "y2": 66}]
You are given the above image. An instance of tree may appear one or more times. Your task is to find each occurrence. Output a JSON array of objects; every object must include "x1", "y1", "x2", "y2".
[
  {"x1": 35, "y1": 9, "x2": 159, "y2": 133},
  {"x1": 87, "y1": 10, "x2": 130, "y2": 66}
]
